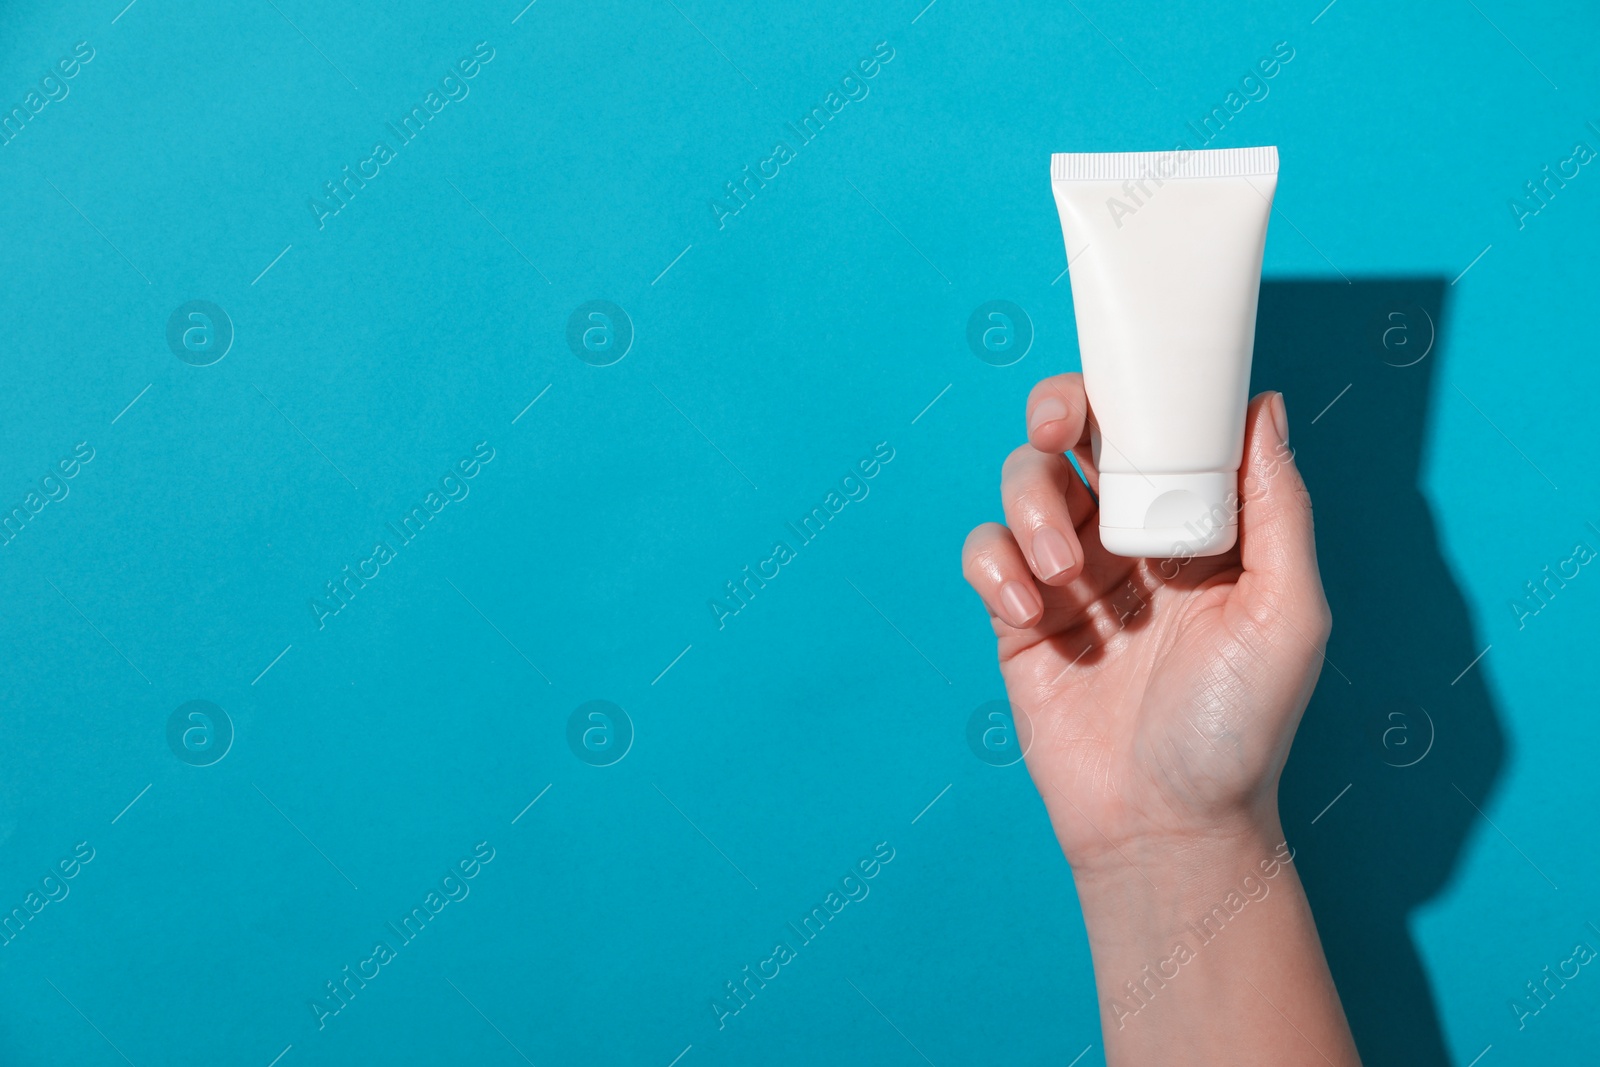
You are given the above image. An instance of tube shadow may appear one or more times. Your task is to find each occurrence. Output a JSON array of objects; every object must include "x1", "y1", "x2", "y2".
[{"x1": 1251, "y1": 278, "x2": 1504, "y2": 1066}]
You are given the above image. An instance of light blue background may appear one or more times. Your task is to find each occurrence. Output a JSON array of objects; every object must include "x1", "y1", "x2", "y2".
[{"x1": 1, "y1": 0, "x2": 1596, "y2": 1064}]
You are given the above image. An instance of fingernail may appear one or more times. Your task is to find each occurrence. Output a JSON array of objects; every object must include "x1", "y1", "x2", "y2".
[
  {"x1": 1270, "y1": 392, "x2": 1289, "y2": 446},
  {"x1": 1029, "y1": 397, "x2": 1069, "y2": 436},
  {"x1": 999, "y1": 581, "x2": 1040, "y2": 627},
  {"x1": 1032, "y1": 526, "x2": 1076, "y2": 580}
]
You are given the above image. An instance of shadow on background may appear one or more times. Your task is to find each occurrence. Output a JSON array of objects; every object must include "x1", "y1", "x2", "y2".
[{"x1": 1253, "y1": 279, "x2": 1505, "y2": 1067}]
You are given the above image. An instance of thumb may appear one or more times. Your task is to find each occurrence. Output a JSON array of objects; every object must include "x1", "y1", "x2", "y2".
[{"x1": 1236, "y1": 391, "x2": 1331, "y2": 637}]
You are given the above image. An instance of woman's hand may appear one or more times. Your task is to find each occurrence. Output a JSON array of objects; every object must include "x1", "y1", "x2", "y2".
[
  {"x1": 962, "y1": 373, "x2": 1361, "y2": 1065},
  {"x1": 961, "y1": 372, "x2": 1330, "y2": 872}
]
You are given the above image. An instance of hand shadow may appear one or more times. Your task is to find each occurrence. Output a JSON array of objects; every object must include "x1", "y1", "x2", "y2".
[{"x1": 1252, "y1": 279, "x2": 1506, "y2": 1067}]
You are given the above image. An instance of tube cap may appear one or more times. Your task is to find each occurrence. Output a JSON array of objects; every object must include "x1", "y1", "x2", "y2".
[{"x1": 1097, "y1": 471, "x2": 1238, "y2": 558}]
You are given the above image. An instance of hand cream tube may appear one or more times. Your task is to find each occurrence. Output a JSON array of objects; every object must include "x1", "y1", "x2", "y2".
[{"x1": 1051, "y1": 145, "x2": 1277, "y2": 558}]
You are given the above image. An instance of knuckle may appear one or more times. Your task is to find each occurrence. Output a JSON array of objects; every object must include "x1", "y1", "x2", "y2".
[
  {"x1": 1010, "y1": 485, "x2": 1056, "y2": 520},
  {"x1": 961, "y1": 524, "x2": 1006, "y2": 584},
  {"x1": 1000, "y1": 443, "x2": 1035, "y2": 480},
  {"x1": 960, "y1": 547, "x2": 985, "y2": 586},
  {"x1": 1293, "y1": 479, "x2": 1316, "y2": 519}
]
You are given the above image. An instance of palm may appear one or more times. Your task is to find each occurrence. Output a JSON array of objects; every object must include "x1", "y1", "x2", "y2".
[{"x1": 1003, "y1": 539, "x2": 1291, "y2": 858}]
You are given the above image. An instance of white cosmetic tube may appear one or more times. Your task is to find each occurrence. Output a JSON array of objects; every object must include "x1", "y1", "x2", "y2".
[{"x1": 1050, "y1": 145, "x2": 1278, "y2": 558}]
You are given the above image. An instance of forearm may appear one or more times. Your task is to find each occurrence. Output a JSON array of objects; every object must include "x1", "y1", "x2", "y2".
[{"x1": 1071, "y1": 815, "x2": 1361, "y2": 1066}]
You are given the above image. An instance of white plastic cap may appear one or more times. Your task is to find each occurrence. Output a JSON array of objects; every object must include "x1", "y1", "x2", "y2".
[{"x1": 1097, "y1": 471, "x2": 1238, "y2": 559}]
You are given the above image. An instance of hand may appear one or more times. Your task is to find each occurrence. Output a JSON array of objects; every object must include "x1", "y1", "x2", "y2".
[
  {"x1": 961, "y1": 373, "x2": 1333, "y2": 873},
  {"x1": 965, "y1": 373, "x2": 1359, "y2": 1063}
]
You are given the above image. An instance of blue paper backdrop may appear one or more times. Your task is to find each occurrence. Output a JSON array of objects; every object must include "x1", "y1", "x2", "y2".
[{"x1": 1, "y1": 0, "x2": 1596, "y2": 1064}]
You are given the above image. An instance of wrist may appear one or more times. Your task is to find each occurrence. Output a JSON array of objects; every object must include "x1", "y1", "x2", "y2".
[
  {"x1": 1067, "y1": 808, "x2": 1293, "y2": 916},
  {"x1": 1064, "y1": 811, "x2": 1356, "y2": 1063}
]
